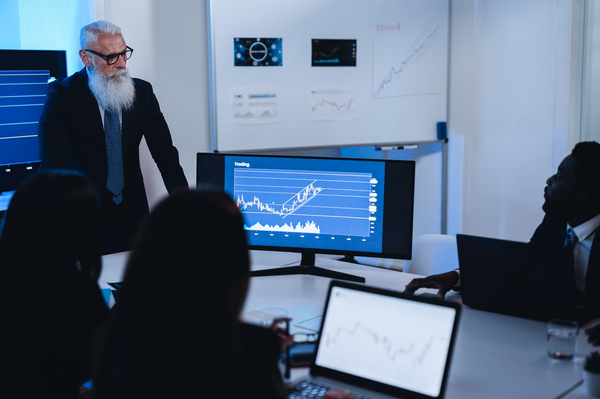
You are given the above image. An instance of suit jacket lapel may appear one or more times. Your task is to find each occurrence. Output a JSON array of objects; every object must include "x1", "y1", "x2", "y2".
[
  {"x1": 585, "y1": 228, "x2": 600, "y2": 306},
  {"x1": 75, "y1": 68, "x2": 106, "y2": 154}
]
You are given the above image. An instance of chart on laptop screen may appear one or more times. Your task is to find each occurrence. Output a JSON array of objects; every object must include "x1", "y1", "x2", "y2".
[
  {"x1": 223, "y1": 155, "x2": 385, "y2": 253},
  {"x1": 316, "y1": 286, "x2": 457, "y2": 397}
]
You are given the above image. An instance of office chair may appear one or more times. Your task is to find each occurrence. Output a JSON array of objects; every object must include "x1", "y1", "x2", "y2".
[{"x1": 403, "y1": 234, "x2": 459, "y2": 276}]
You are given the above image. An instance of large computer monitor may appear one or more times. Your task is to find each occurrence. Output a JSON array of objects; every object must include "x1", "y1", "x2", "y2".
[
  {"x1": 0, "y1": 49, "x2": 66, "y2": 215},
  {"x1": 197, "y1": 153, "x2": 415, "y2": 282}
]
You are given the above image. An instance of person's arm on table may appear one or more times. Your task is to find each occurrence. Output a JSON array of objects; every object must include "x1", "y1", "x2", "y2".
[
  {"x1": 403, "y1": 270, "x2": 460, "y2": 299},
  {"x1": 324, "y1": 389, "x2": 354, "y2": 399},
  {"x1": 269, "y1": 317, "x2": 294, "y2": 350}
]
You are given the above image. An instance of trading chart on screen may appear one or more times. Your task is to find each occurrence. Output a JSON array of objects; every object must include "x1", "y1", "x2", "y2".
[{"x1": 223, "y1": 155, "x2": 385, "y2": 253}]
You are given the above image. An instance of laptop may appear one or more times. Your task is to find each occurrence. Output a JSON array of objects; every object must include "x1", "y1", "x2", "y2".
[
  {"x1": 286, "y1": 280, "x2": 461, "y2": 399},
  {"x1": 456, "y1": 234, "x2": 578, "y2": 322}
]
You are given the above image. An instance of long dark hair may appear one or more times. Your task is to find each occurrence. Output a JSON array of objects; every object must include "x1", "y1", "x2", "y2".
[
  {"x1": 0, "y1": 170, "x2": 101, "y2": 279},
  {"x1": 94, "y1": 189, "x2": 250, "y2": 398}
]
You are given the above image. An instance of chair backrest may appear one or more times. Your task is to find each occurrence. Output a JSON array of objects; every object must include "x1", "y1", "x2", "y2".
[{"x1": 403, "y1": 234, "x2": 459, "y2": 276}]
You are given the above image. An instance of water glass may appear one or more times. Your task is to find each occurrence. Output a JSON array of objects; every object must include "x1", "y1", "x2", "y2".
[{"x1": 547, "y1": 319, "x2": 579, "y2": 359}]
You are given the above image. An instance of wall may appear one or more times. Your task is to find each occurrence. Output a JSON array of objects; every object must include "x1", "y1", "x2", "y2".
[
  {"x1": 0, "y1": 0, "x2": 93, "y2": 76},
  {"x1": 101, "y1": 0, "x2": 583, "y2": 243},
  {"x1": 447, "y1": 0, "x2": 580, "y2": 241},
  {"x1": 104, "y1": 0, "x2": 210, "y2": 208},
  {"x1": 0, "y1": 0, "x2": 21, "y2": 49},
  {"x1": 582, "y1": 0, "x2": 600, "y2": 143}
]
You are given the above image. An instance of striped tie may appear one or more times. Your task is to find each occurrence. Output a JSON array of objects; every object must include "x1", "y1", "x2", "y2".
[{"x1": 105, "y1": 110, "x2": 124, "y2": 204}]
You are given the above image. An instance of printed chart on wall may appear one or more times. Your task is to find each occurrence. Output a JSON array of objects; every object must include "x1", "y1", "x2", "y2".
[{"x1": 208, "y1": 0, "x2": 449, "y2": 152}]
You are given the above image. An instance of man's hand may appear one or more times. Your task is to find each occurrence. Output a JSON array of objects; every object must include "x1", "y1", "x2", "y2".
[
  {"x1": 403, "y1": 271, "x2": 460, "y2": 299},
  {"x1": 324, "y1": 389, "x2": 354, "y2": 399},
  {"x1": 585, "y1": 319, "x2": 600, "y2": 346},
  {"x1": 269, "y1": 317, "x2": 294, "y2": 351}
]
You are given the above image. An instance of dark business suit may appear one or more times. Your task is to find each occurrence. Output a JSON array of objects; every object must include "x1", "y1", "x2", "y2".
[
  {"x1": 530, "y1": 214, "x2": 600, "y2": 311},
  {"x1": 38, "y1": 68, "x2": 188, "y2": 226}
]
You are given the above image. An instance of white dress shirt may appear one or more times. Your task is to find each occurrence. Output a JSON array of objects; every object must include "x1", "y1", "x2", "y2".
[
  {"x1": 98, "y1": 103, "x2": 123, "y2": 128},
  {"x1": 568, "y1": 213, "x2": 600, "y2": 291}
]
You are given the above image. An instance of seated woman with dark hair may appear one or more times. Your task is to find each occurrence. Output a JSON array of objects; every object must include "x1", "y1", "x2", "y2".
[
  {"x1": 93, "y1": 190, "x2": 288, "y2": 398},
  {"x1": 0, "y1": 171, "x2": 109, "y2": 398}
]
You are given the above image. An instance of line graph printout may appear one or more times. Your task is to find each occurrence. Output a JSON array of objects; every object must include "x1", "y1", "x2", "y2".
[
  {"x1": 224, "y1": 156, "x2": 385, "y2": 253},
  {"x1": 372, "y1": 25, "x2": 444, "y2": 99},
  {"x1": 316, "y1": 286, "x2": 457, "y2": 397},
  {"x1": 310, "y1": 85, "x2": 358, "y2": 122},
  {"x1": 0, "y1": 70, "x2": 48, "y2": 165}
]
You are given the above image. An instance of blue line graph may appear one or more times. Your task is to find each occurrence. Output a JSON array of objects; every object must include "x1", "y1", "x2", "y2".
[
  {"x1": 373, "y1": 26, "x2": 440, "y2": 99},
  {"x1": 234, "y1": 168, "x2": 374, "y2": 236}
]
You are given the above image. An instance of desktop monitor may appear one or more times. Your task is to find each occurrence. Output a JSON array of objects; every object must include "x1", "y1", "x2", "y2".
[
  {"x1": 0, "y1": 49, "x2": 66, "y2": 212},
  {"x1": 197, "y1": 153, "x2": 415, "y2": 282}
]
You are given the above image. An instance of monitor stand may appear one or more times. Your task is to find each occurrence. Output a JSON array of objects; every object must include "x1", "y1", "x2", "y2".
[
  {"x1": 249, "y1": 251, "x2": 366, "y2": 283},
  {"x1": 337, "y1": 255, "x2": 359, "y2": 264}
]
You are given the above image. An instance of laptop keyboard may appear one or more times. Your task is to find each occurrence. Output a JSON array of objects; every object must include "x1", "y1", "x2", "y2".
[{"x1": 287, "y1": 381, "x2": 372, "y2": 399}]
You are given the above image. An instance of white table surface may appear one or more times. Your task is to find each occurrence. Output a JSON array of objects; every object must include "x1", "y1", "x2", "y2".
[
  {"x1": 98, "y1": 251, "x2": 129, "y2": 289},
  {"x1": 100, "y1": 250, "x2": 595, "y2": 399}
]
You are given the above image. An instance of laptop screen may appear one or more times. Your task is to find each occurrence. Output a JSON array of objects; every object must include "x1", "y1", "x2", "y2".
[{"x1": 314, "y1": 284, "x2": 459, "y2": 398}]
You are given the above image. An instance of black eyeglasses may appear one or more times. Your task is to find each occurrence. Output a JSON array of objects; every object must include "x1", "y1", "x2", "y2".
[{"x1": 85, "y1": 46, "x2": 133, "y2": 65}]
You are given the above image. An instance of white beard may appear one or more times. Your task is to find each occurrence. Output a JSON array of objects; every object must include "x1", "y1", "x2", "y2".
[{"x1": 87, "y1": 66, "x2": 136, "y2": 112}]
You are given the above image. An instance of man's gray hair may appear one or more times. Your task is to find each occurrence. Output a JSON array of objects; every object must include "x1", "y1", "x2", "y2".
[{"x1": 80, "y1": 20, "x2": 123, "y2": 49}]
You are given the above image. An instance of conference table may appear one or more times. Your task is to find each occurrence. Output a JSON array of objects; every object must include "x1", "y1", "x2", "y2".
[{"x1": 99, "y1": 250, "x2": 596, "y2": 399}]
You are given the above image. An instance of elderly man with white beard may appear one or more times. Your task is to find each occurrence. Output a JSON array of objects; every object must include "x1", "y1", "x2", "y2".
[{"x1": 39, "y1": 21, "x2": 188, "y2": 254}]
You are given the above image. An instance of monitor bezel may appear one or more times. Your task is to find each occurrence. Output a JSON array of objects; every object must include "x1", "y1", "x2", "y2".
[
  {"x1": 0, "y1": 49, "x2": 67, "y2": 79},
  {"x1": 1, "y1": 49, "x2": 66, "y2": 192}
]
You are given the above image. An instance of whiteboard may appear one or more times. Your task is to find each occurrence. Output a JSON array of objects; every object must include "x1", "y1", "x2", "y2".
[{"x1": 208, "y1": 0, "x2": 449, "y2": 152}]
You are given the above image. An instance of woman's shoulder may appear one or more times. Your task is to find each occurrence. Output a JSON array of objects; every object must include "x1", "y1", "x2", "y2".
[{"x1": 56, "y1": 270, "x2": 109, "y2": 324}]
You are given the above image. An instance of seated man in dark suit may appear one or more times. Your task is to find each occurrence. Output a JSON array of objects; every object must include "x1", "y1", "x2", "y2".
[
  {"x1": 39, "y1": 20, "x2": 188, "y2": 254},
  {"x1": 404, "y1": 141, "x2": 600, "y2": 342}
]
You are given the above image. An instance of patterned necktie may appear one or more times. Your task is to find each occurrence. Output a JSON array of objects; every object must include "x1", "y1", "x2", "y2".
[
  {"x1": 564, "y1": 227, "x2": 578, "y2": 250},
  {"x1": 105, "y1": 110, "x2": 124, "y2": 205}
]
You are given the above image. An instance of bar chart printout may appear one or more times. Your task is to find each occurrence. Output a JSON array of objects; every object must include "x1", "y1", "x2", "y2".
[
  {"x1": 0, "y1": 70, "x2": 48, "y2": 165},
  {"x1": 230, "y1": 161, "x2": 383, "y2": 252}
]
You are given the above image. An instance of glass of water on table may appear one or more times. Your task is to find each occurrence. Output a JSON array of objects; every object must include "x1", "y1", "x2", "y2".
[{"x1": 547, "y1": 319, "x2": 579, "y2": 359}]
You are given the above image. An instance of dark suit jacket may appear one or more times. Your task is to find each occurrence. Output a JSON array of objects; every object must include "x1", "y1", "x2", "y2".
[
  {"x1": 38, "y1": 68, "x2": 188, "y2": 224},
  {"x1": 530, "y1": 213, "x2": 600, "y2": 311}
]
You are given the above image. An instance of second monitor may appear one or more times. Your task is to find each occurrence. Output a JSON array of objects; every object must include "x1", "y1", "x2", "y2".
[{"x1": 197, "y1": 153, "x2": 415, "y2": 282}]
